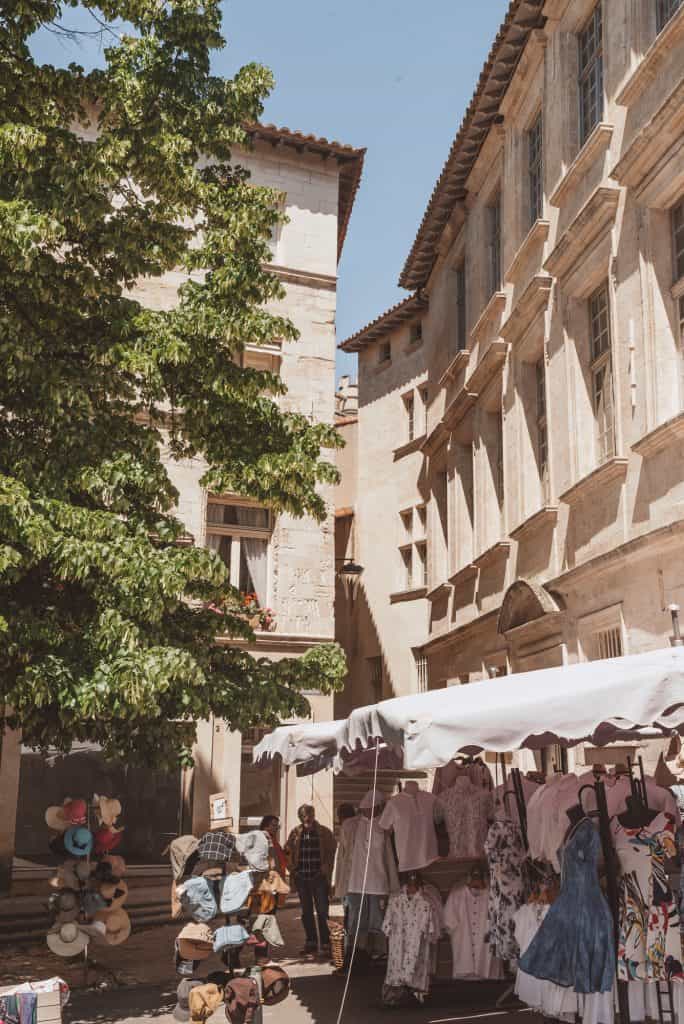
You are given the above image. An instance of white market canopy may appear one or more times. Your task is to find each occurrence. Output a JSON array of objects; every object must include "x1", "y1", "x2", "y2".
[{"x1": 254, "y1": 647, "x2": 684, "y2": 773}]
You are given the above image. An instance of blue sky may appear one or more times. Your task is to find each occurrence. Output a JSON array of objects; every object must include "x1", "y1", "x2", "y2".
[{"x1": 31, "y1": 1, "x2": 510, "y2": 381}]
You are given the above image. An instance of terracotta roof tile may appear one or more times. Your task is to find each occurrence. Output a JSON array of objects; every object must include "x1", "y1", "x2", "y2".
[
  {"x1": 399, "y1": 0, "x2": 544, "y2": 290},
  {"x1": 338, "y1": 292, "x2": 428, "y2": 352},
  {"x1": 245, "y1": 123, "x2": 366, "y2": 263}
]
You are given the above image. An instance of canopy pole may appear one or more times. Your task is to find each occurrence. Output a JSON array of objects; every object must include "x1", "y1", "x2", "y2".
[{"x1": 594, "y1": 779, "x2": 630, "y2": 1024}]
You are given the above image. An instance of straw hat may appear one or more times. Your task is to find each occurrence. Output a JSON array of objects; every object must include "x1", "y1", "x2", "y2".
[
  {"x1": 46, "y1": 922, "x2": 88, "y2": 957},
  {"x1": 94, "y1": 795, "x2": 122, "y2": 828},
  {"x1": 101, "y1": 854, "x2": 126, "y2": 879},
  {"x1": 94, "y1": 907, "x2": 131, "y2": 946},
  {"x1": 177, "y1": 922, "x2": 214, "y2": 961}
]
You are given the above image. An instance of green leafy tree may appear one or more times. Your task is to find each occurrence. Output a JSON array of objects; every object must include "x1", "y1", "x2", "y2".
[{"x1": 0, "y1": 0, "x2": 346, "y2": 768}]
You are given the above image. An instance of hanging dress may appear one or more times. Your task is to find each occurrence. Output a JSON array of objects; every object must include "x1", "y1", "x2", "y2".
[
  {"x1": 519, "y1": 818, "x2": 615, "y2": 994},
  {"x1": 484, "y1": 819, "x2": 527, "y2": 960},
  {"x1": 382, "y1": 889, "x2": 441, "y2": 999},
  {"x1": 612, "y1": 811, "x2": 683, "y2": 983}
]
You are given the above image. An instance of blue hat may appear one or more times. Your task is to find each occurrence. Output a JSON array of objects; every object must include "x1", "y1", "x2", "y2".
[
  {"x1": 213, "y1": 925, "x2": 249, "y2": 952},
  {"x1": 64, "y1": 826, "x2": 93, "y2": 858},
  {"x1": 178, "y1": 876, "x2": 218, "y2": 923},
  {"x1": 219, "y1": 871, "x2": 253, "y2": 914}
]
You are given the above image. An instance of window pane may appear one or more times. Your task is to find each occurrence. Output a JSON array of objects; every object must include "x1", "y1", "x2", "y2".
[
  {"x1": 416, "y1": 543, "x2": 427, "y2": 587},
  {"x1": 488, "y1": 198, "x2": 502, "y2": 296},
  {"x1": 528, "y1": 113, "x2": 543, "y2": 227},
  {"x1": 207, "y1": 503, "x2": 269, "y2": 529},
  {"x1": 657, "y1": 0, "x2": 681, "y2": 32},
  {"x1": 207, "y1": 533, "x2": 232, "y2": 570},
  {"x1": 239, "y1": 538, "x2": 268, "y2": 605},
  {"x1": 405, "y1": 394, "x2": 415, "y2": 442},
  {"x1": 401, "y1": 547, "x2": 413, "y2": 589},
  {"x1": 456, "y1": 265, "x2": 467, "y2": 350},
  {"x1": 592, "y1": 362, "x2": 615, "y2": 463},
  {"x1": 578, "y1": 5, "x2": 603, "y2": 144},
  {"x1": 589, "y1": 285, "x2": 611, "y2": 362},
  {"x1": 673, "y1": 199, "x2": 684, "y2": 282}
]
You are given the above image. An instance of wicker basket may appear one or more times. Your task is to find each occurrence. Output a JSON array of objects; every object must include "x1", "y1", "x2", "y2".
[{"x1": 328, "y1": 921, "x2": 345, "y2": 969}]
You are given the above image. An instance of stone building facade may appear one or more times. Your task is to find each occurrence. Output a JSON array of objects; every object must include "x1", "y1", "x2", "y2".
[
  {"x1": 0, "y1": 125, "x2": 364, "y2": 886},
  {"x1": 337, "y1": 0, "x2": 684, "y2": 773}
]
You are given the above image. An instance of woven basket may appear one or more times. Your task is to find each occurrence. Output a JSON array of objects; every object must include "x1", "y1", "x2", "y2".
[{"x1": 328, "y1": 921, "x2": 345, "y2": 969}]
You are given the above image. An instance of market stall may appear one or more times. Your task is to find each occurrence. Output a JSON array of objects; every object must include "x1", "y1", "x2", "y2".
[{"x1": 254, "y1": 645, "x2": 684, "y2": 1022}]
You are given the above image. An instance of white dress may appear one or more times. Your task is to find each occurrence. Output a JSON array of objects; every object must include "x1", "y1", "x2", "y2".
[
  {"x1": 444, "y1": 885, "x2": 504, "y2": 980},
  {"x1": 514, "y1": 903, "x2": 614, "y2": 1024}
]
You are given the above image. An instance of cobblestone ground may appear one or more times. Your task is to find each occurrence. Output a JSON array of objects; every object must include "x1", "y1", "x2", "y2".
[{"x1": 2, "y1": 904, "x2": 536, "y2": 1024}]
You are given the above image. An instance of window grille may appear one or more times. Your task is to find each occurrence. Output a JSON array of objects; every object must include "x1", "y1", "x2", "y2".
[
  {"x1": 415, "y1": 653, "x2": 429, "y2": 693},
  {"x1": 673, "y1": 198, "x2": 684, "y2": 282},
  {"x1": 487, "y1": 198, "x2": 502, "y2": 296},
  {"x1": 592, "y1": 626, "x2": 623, "y2": 660},
  {"x1": 579, "y1": 5, "x2": 603, "y2": 145},
  {"x1": 589, "y1": 285, "x2": 615, "y2": 464},
  {"x1": 528, "y1": 113, "x2": 544, "y2": 227},
  {"x1": 455, "y1": 265, "x2": 467, "y2": 350}
]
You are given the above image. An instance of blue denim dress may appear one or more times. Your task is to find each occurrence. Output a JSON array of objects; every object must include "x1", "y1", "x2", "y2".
[{"x1": 519, "y1": 818, "x2": 615, "y2": 993}]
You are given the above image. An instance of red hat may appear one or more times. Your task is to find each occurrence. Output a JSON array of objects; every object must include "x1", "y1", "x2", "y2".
[
  {"x1": 63, "y1": 798, "x2": 88, "y2": 825},
  {"x1": 93, "y1": 826, "x2": 124, "y2": 855}
]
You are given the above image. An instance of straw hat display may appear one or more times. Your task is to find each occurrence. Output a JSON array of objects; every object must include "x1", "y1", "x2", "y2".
[
  {"x1": 93, "y1": 907, "x2": 132, "y2": 946},
  {"x1": 94, "y1": 795, "x2": 122, "y2": 828},
  {"x1": 45, "y1": 798, "x2": 88, "y2": 833},
  {"x1": 47, "y1": 922, "x2": 89, "y2": 957}
]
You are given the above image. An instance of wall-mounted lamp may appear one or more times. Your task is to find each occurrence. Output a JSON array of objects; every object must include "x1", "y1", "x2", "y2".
[{"x1": 337, "y1": 560, "x2": 364, "y2": 603}]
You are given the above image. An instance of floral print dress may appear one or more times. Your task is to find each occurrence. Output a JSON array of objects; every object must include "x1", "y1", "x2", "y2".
[
  {"x1": 382, "y1": 888, "x2": 441, "y2": 999},
  {"x1": 612, "y1": 811, "x2": 683, "y2": 983},
  {"x1": 484, "y1": 819, "x2": 527, "y2": 960}
]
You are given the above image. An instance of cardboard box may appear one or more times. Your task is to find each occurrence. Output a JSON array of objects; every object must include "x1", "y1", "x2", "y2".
[{"x1": 209, "y1": 791, "x2": 233, "y2": 830}]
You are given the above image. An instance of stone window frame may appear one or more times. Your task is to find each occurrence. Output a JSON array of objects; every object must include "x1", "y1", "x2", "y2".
[
  {"x1": 578, "y1": 3, "x2": 604, "y2": 147},
  {"x1": 397, "y1": 504, "x2": 428, "y2": 593},
  {"x1": 588, "y1": 282, "x2": 616, "y2": 465},
  {"x1": 672, "y1": 196, "x2": 684, "y2": 285},
  {"x1": 205, "y1": 496, "x2": 273, "y2": 605},
  {"x1": 378, "y1": 339, "x2": 392, "y2": 366},
  {"x1": 527, "y1": 110, "x2": 544, "y2": 231},
  {"x1": 577, "y1": 602, "x2": 627, "y2": 662},
  {"x1": 455, "y1": 261, "x2": 467, "y2": 353},
  {"x1": 486, "y1": 192, "x2": 503, "y2": 298},
  {"x1": 656, "y1": 0, "x2": 682, "y2": 34},
  {"x1": 535, "y1": 357, "x2": 550, "y2": 500}
]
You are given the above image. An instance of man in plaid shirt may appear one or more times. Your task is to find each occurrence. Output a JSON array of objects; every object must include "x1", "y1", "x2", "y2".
[{"x1": 285, "y1": 804, "x2": 336, "y2": 960}]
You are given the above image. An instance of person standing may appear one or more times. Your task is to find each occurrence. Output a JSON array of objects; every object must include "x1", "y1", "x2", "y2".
[
  {"x1": 285, "y1": 803, "x2": 336, "y2": 961},
  {"x1": 260, "y1": 814, "x2": 288, "y2": 879}
]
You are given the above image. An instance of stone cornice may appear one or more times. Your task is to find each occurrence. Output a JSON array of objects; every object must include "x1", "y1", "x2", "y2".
[
  {"x1": 470, "y1": 291, "x2": 507, "y2": 349},
  {"x1": 500, "y1": 274, "x2": 552, "y2": 353},
  {"x1": 448, "y1": 563, "x2": 479, "y2": 587},
  {"x1": 549, "y1": 123, "x2": 614, "y2": 209},
  {"x1": 631, "y1": 412, "x2": 684, "y2": 458},
  {"x1": 500, "y1": 29, "x2": 547, "y2": 122},
  {"x1": 270, "y1": 264, "x2": 337, "y2": 292},
  {"x1": 543, "y1": 186, "x2": 620, "y2": 283},
  {"x1": 616, "y1": 7, "x2": 684, "y2": 107},
  {"x1": 610, "y1": 78, "x2": 684, "y2": 210},
  {"x1": 443, "y1": 386, "x2": 479, "y2": 432},
  {"x1": 439, "y1": 349, "x2": 471, "y2": 387},
  {"x1": 473, "y1": 540, "x2": 511, "y2": 570},
  {"x1": 466, "y1": 340, "x2": 509, "y2": 395},
  {"x1": 559, "y1": 456, "x2": 628, "y2": 506},
  {"x1": 390, "y1": 587, "x2": 428, "y2": 604},
  {"x1": 510, "y1": 505, "x2": 559, "y2": 542},
  {"x1": 504, "y1": 218, "x2": 549, "y2": 286}
]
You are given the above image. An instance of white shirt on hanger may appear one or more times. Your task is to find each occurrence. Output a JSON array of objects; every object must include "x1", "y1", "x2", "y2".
[
  {"x1": 347, "y1": 815, "x2": 397, "y2": 895},
  {"x1": 378, "y1": 783, "x2": 443, "y2": 872},
  {"x1": 444, "y1": 884, "x2": 504, "y2": 980}
]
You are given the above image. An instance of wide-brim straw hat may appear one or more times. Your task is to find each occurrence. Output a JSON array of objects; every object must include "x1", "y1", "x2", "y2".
[
  {"x1": 95, "y1": 795, "x2": 122, "y2": 828},
  {"x1": 94, "y1": 907, "x2": 131, "y2": 945},
  {"x1": 46, "y1": 922, "x2": 88, "y2": 957}
]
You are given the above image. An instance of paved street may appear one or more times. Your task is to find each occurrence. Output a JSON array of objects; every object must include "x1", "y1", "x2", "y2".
[{"x1": 4, "y1": 902, "x2": 537, "y2": 1024}]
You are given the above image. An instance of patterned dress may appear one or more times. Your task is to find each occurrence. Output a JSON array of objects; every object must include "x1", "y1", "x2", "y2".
[
  {"x1": 612, "y1": 811, "x2": 683, "y2": 983},
  {"x1": 382, "y1": 889, "x2": 441, "y2": 1000},
  {"x1": 484, "y1": 819, "x2": 527, "y2": 960},
  {"x1": 440, "y1": 776, "x2": 494, "y2": 860}
]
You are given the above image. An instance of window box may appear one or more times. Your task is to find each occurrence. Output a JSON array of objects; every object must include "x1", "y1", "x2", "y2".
[
  {"x1": 549, "y1": 123, "x2": 613, "y2": 209},
  {"x1": 505, "y1": 219, "x2": 550, "y2": 286},
  {"x1": 473, "y1": 540, "x2": 511, "y2": 571},
  {"x1": 610, "y1": 78, "x2": 684, "y2": 210},
  {"x1": 616, "y1": 6, "x2": 684, "y2": 107},
  {"x1": 559, "y1": 456, "x2": 628, "y2": 506},
  {"x1": 393, "y1": 435, "x2": 427, "y2": 461},
  {"x1": 389, "y1": 587, "x2": 429, "y2": 604},
  {"x1": 631, "y1": 411, "x2": 684, "y2": 458},
  {"x1": 510, "y1": 506, "x2": 559, "y2": 543}
]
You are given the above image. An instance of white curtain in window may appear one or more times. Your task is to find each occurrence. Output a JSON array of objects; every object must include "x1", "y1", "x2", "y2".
[
  {"x1": 206, "y1": 533, "x2": 221, "y2": 552},
  {"x1": 242, "y1": 538, "x2": 268, "y2": 607}
]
